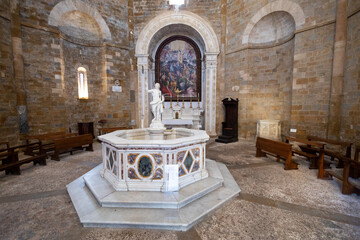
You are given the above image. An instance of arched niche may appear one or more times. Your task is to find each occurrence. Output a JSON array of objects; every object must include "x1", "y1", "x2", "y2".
[
  {"x1": 135, "y1": 10, "x2": 219, "y2": 136},
  {"x1": 242, "y1": 0, "x2": 305, "y2": 45},
  {"x1": 48, "y1": 0, "x2": 111, "y2": 43}
]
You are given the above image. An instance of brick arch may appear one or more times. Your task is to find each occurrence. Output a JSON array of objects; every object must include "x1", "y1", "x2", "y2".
[
  {"x1": 135, "y1": 10, "x2": 219, "y2": 55},
  {"x1": 135, "y1": 10, "x2": 220, "y2": 135},
  {"x1": 48, "y1": 0, "x2": 111, "y2": 41},
  {"x1": 242, "y1": 0, "x2": 305, "y2": 44}
]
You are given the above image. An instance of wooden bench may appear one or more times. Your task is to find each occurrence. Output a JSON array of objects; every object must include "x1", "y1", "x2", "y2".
[
  {"x1": 306, "y1": 135, "x2": 353, "y2": 168},
  {"x1": 24, "y1": 132, "x2": 78, "y2": 156},
  {"x1": 0, "y1": 142, "x2": 10, "y2": 161},
  {"x1": 256, "y1": 137, "x2": 298, "y2": 170},
  {"x1": 0, "y1": 142, "x2": 46, "y2": 175},
  {"x1": 52, "y1": 134, "x2": 93, "y2": 161},
  {"x1": 98, "y1": 127, "x2": 131, "y2": 136},
  {"x1": 326, "y1": 147, "x2": 360, "y2": 194},
  {"x1": 285, "y1": 136, "x2": 325, "y2": 173}
]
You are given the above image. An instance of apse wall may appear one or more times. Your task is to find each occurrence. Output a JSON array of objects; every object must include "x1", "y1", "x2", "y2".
[
  {"x1": 0, "y1": 0, "x2": 18, "y2": 143},
  {"x1": 341, "y1": 9, "x2": 360, "y2": 142},
  {"x1": 225, "y1": 0, "x2": 339, "y2": 139},
  {"x1": 132, "y1": 0, "x2": 225, "y2": 134},
  {"x1": 0, "y1": 0, "x2": 131, "y2": 144}
]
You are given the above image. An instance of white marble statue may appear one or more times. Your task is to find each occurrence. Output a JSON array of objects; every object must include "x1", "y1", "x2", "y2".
[{"x1": 148, "y1": 83, "x2": 165, "y2": 129}]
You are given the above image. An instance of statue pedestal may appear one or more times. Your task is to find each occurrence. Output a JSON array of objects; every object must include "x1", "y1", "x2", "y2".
[{"x1": 149, "y1": 119, "x2": 166, "y2": 131}]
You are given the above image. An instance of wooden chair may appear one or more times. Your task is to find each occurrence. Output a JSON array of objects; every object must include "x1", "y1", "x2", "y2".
[{"x1": 256, "y1": 137, "x2": 297, "y2": 170}]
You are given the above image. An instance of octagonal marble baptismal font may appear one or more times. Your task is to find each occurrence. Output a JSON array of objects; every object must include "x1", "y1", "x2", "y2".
[
  {"x1": 67, "y1": 86, "x2": 240, "y2": 230},
  {"x1": 99, "y1": 128, "x2": 209, "y2": 192}
]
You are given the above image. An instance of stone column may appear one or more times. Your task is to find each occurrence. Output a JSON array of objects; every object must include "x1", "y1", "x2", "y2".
[
  {"x1": 136, "y1": 55, "x2": 150, "y2": 128},
  {"x1": 10, "y1": 0, "x2": 28, "y2": 133},
  {"x1": 217, "y1": 0, "x2": 227, "y2": 135},
  {"x1": 128, "y1": 0, "x2": 138, "y2": 128},
  {"x1": 205, "y1": 53, "x2": 219, "y2": 137},
  {"x1": 328, "y1": 0, "x2": 348, "y2": 140}
]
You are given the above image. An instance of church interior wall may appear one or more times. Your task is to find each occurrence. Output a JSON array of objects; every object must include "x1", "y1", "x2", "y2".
[
  {"x1": 22, "y1": 27, "x2": 66, "y2": 135},
  {"x1": 290, "y1": 24, "x2": 334, "y2": 138},
  {"x1": 341, "y1": 10, "x2": 360, "y2": 142},
  {"x1": 0, "y1": 0, "x2": 132, "y2": 144},
  {"x1": 132, "y1": 0, "x2": 222, "y2": 45},
  {"x1": 225, "y1": 39, "x2": 294, "y2": 139},
  {"x1": 0, "y1": 0, "x2": 359, "y2": 144},
  {"x1": 0, "y1": 15, "x2": 18, "y2": 144}
]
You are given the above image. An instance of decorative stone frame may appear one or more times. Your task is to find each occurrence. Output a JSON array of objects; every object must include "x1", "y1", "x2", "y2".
[
  {"x1": 242, "y1": 0, "x2": 305, "y2": 45},
  {"x1": 48, "y1": 0, "x2": 111, "y2": 41},
  {"x1": 135, "y1": 10, "x2": 220, "y2": 136}
]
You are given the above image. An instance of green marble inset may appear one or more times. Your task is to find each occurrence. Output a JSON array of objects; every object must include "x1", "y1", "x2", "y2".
[
  {"x1": 184, "y1": 153, "x2": 193, "y2": 172},
  {"x1": 109, "y1": 153, "x2": 114, "y2": 168},
  {"x1": 138, "y1": 156, "x2": 152, "y2": 177}
]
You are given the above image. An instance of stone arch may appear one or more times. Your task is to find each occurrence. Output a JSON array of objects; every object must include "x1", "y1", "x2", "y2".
[
  {"x1": 48, "y1": 0, "x2": 111, "y2": 41},
  {"x1": 242, "y1": 0, "x2": 305, "y2": 44},
  {"x1": 135, "y1": 10, "x2": 220, "y2": 135}
]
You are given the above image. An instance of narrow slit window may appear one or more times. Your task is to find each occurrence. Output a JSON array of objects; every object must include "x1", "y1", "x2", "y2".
[{"x1": 77, "y1": 67, "x2": 88, "y2": 99}]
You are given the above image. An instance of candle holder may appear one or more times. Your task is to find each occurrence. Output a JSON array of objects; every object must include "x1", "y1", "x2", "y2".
[
  {"x1": 175, "y1": 88, "x2": 181, "y2": 106},
  {"x1": 190, "y1": 97, "x2": 193, "y2": 108}
]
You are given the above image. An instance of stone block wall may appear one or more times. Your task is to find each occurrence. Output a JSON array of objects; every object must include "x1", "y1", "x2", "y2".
[
  {"x1": 290, "y1": 25, "x2": 334, "y2": 138},
  {"x1": 132, "y1": 0, "x2": 222, "y2": 43},
  {"x1": 225, "y1": 0, "x2": 343, "y2": 140},
  {"x1": 225, "y1": 40, "x2": 294, "y2": 139},
  {"x1": 0, "y1": 0, "x2": 131, "y2": 144},
  {"x1": 22, "y1": 27, "x2": 66, "y2": 135},
  {"x1": 0, "y1": 0, "x2": 359, "y2": 144},
  {"x1": 0, "y1": 16, "x2": 18, "y2": 144},
  {"x1": 103, "y1": 46, "x2": 131, "y2": 128},
  {"x1": 341, "y1": 11, "x2": 360, "y2": 142}
]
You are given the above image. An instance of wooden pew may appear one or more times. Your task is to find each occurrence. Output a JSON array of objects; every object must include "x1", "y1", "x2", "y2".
[
  {"x1": 0, "y1": 142, "x2": 10, "y2": 161},
  {"x1": 98, "y1": 127, "x2": 131, "y2": 136},
  {"x1": 0, "y1": 142, "x2": 46, "y2": 175},
  {"x1": 24, "y1": 132, "x2": 78, "y2": 156},
  {"x1": 256, "y1": 137, "x2": 298, "y2": 170},
  {"x1": 285, "y1": 136, "x2": 325, "y2": 172},
  {"x1": 306, "y1": 135, "x2": 352, "y2": 168},
  {"x1": 326, "y1": 147, "x2": 360, "y2": 194},
  {"x1": 52, "y1": 134, "x2": 93, "y2": 161}
]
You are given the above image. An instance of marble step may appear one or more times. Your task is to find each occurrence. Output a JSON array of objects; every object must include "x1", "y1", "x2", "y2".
[
  {"x1": 83, "y1": 160, "x2": 224, "y2": 209},
  {"x1": 66, "y1": 159, "x2": 241, "y2": 231}
]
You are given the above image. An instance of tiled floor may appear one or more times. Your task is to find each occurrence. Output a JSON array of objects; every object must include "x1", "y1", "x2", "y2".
[{"x1": 0, "y1": 139, "x2": 359, "y2": 240}]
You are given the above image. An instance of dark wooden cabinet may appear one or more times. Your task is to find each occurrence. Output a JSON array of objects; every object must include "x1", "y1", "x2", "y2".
[
  {"x1": 216, "y1": 98, "x2": 239, "y2": 143},
  {"x1": 78, "y1": 122, "x2": 94, "y2": 139}
]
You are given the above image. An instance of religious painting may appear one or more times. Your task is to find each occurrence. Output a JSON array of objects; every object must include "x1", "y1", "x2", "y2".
[{"x1": 155, "y1": 36, "x2": 201, "y2": 101}]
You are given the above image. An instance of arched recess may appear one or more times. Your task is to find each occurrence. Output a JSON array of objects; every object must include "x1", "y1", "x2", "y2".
[
  {"x1": 242, "y1": 0, "x2": 305, "y2": 45},
  {"x1": 135, "y1": 10, "x2": 220, "y2": 135},
  {"x1": 48, "y1": 0, "x2": 111, "y2": 41}
]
